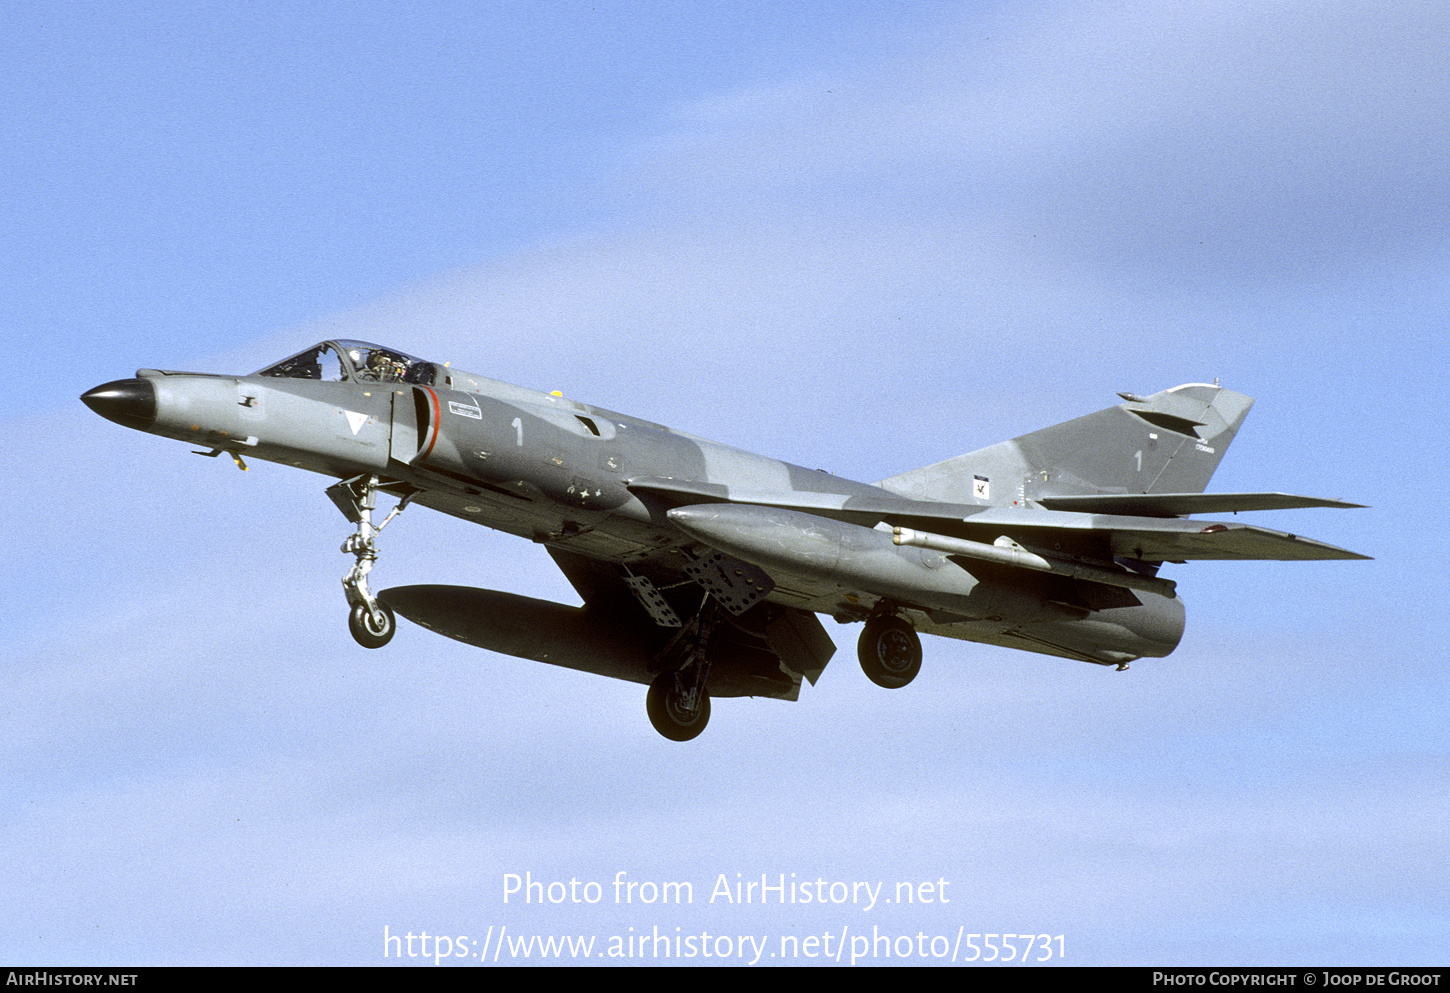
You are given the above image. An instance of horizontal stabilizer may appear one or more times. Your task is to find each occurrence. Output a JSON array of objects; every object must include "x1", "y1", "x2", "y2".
[{"x1": 1036, "y1": 492, "x2": 1367, "y2": 516}]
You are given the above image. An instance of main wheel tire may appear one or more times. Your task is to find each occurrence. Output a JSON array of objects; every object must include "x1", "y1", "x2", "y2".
[
  {"x1": 349, "y1": 601, "x2": 396, "y2": 649},
  {"x1": 646, "y1": 671, "x2": 711, "y2": 741},
  {"x1": 858, "y1": 615, "x2": 922, "y2": 688}
]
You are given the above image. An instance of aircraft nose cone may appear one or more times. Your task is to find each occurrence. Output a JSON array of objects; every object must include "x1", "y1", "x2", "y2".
[{"x1": 81, "y1": 378, "x2": 157, "y2": 432}]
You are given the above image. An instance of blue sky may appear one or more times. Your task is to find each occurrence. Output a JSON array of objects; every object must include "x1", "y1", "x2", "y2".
[{"x1": 3, "y1": 1, "x2": 1446, "y2": 966}]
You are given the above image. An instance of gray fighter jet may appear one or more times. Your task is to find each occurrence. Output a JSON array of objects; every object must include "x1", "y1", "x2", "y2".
[{"x1": 82, "y1": 340, "x2": 1367, "y2": 740}]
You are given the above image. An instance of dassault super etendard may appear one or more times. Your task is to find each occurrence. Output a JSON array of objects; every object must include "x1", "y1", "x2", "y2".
[{"x1": 83, "y1": 340, "x2": 1367, "y2": 740}]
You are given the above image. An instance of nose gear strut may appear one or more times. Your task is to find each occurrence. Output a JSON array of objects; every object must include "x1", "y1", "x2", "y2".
[{"x1": 327, "y1": 475, "x2": 413, "y2": 648}]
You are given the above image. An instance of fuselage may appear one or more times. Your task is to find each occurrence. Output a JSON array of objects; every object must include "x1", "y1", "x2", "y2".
[{"x1": 82, "y1": 340, "x2": 1187, "y2": 669}]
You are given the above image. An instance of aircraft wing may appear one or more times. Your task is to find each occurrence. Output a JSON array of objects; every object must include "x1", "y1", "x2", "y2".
[{"x1": 627, "y1": 477, "x2": 1368, "y2": 562}]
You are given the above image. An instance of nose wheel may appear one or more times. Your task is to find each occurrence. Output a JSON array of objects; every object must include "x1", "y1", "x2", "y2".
[
  {"x1": 330, "y1": 474, "x2": 412, "y2": 649},
  {"x1": 349, "y1": 600, "x2": 397, "y2": 649}
]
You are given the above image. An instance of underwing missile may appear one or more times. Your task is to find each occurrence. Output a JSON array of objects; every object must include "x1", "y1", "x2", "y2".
[{"x1": 891, "y1": 527, "x2": 1177, "y2": 598}]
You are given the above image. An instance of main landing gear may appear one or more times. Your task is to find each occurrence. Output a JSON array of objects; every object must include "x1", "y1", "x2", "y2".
[
  {"x1": 330, "y1": 475, "x2": 412, "y2": 649},
  {"x1": 857, "y1": 612, "x2": 922, "y2": 689},
  {"x1": 647, "y1": 670, "x2": 712, "y2": 742},
  {"x1": 645, "y1": 597, "x2": 720, "y2": 741}
]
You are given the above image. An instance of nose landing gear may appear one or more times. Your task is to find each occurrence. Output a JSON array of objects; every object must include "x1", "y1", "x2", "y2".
[{"x1": 329, "y1": 475, "x2": 412, "y2": 649}]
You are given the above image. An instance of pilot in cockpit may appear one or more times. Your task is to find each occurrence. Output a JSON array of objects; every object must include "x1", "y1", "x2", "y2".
[
  {"x1": 257, "y1": 340, "x2": 436, "y2": 386},
  {"x1": 363, "y1": 348, "x2": 407, "y2": 383}
]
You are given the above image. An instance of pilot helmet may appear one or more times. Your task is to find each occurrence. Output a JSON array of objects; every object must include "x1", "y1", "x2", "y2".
[{"x1": 367, "y1": 349, "x2": 401, "y2": 378}]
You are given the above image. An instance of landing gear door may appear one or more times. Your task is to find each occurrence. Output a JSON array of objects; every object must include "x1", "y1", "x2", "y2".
[{"x1": 390, "y1": 387, "x2": 423, "y2": 465}]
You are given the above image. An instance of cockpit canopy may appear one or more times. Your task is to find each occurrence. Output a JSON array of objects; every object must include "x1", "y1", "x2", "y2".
[{"x1": 256, "y1": 340, "x2": 439, "y2": 386}]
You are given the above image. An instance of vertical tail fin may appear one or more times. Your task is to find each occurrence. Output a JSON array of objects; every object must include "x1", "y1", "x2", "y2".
[{"x1": 877, "y1": 384, "x2": 1254, "y2": 505}]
